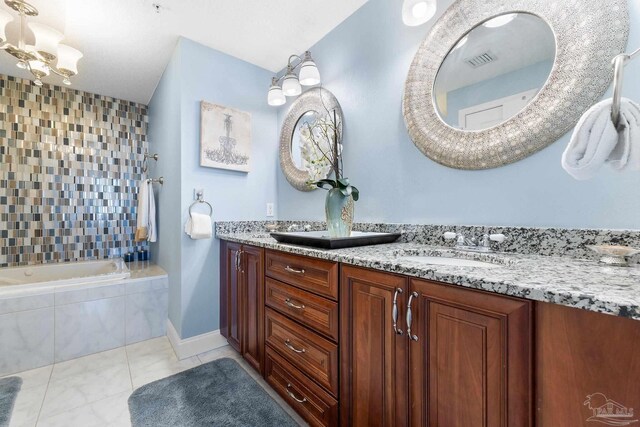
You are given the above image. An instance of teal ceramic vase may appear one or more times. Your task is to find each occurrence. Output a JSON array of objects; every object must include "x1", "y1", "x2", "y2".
[{"x1": 325, "y1": 188, "x2": 354, "y2": 237}]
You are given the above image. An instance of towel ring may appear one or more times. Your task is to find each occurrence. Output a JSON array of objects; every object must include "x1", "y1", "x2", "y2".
[
  {"x1": 189, "y1": 191, "x2": 213, "y2": 218},
  {"x1": 611, "y1": 46, "x2": 640, "y2": 126}
]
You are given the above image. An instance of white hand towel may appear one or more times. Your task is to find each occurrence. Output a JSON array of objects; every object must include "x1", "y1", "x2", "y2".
[
  {"x1": 184, "y1": 212, "x2": 212, "y2": 240},
  {"x1": 147, "y1": 181, "x2": 157, "y2": 243},
  {"x1": 134, "y1": 180, "x2": 149, "y2": 242},
  {"x1": 134, "y1": 180, "x2": 157, "y2": 242},
  {"x1": 562, "y1": 98, "x2": 640, "y2": 180},
  {"x1": 609, "y1": 99, "x2": 640, "y2": 171}
]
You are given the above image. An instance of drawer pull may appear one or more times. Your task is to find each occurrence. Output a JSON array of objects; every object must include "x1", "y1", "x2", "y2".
[
  {"x1": 284, "y1": 266, "x2": 305, "y2": 275},
  {"x1": 406, "y1": 291, "x2": 419, "y2": 342},
  {"x1": 284, "y1": 298, "x2": 306, "y2": 310},
  {"x1": 286, "y1": 383, "x2": 308, "y2": 403},
  {"x1": 284, "y1": 339, "x2": 306, "y2": 354},
  {"x1": 392, "y1": 287, "x2": 404, "y2": 336}
]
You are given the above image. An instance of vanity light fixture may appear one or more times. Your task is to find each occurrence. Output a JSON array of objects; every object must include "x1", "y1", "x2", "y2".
[
  {"x1": 0, "y1": 0, "x2": 83, "y2": 86},
  {"x1": 402, "y1": 0, "x2": 437, "y2": 27},
  {"x1": 268, "y1": 77, "x2": 286, "y2": 106},
  {"x1": 268, "y1": 51, "x2": 320, "y2": 106},
  {"x1": 282, "y1": 66, "x2": 302, "y2": 97},
  {"x1": 483, "y1": 13, "x2": 518, "y2": 28}
]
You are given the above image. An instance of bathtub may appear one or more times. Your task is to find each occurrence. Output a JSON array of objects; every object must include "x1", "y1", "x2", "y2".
[
  {"x1": 0, "y1": 259, "x2": 168, "y2": 376},
  {"x1": 0, "y1": 259, "x2": 131, "y2": 295}
]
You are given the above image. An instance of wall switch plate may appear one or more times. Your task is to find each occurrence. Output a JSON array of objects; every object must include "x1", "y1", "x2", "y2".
[{"x1": 266, "y1": 203, "x2": 274, "y2": 217}]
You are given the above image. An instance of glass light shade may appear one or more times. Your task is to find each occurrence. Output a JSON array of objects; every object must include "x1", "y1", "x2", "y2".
[
  {"x1": 282, "y1": 72, "x2": 301, "y2": 97},
  {"x1": 268, "y1": 84, "x2": 286, "y2": 106},
  {"x1": 299, "y1": 60, "x2": 320, "y2": 86},
  {"x1": 402, "y1": 0, "x2": 436, "y2": 26},
  {"x1": 0, "y1": 8, "x2": 13, "y2": 43},
  {"x1": 56, "y1": 44, "x2": 83, "y2": 75},
  {"x1": 28, "y1": 22, "x2": 64, "y2": 59},
  {"x1": 28, "y1": 60, "x2": 50, "y2": 76},
  {"x1": 483, "y1": 13, "x2": 517, "y2": 28}
]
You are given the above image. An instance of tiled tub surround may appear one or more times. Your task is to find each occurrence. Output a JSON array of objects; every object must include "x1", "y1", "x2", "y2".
[
  {"x1": 217, "y1": 224, "x2": 640, "y2": 321},
  {"x1": 0, "y1": 74, "x2": 149, "y2": 267},
  {"x1": 0, "y1": 262, "x2": 168, "y2": 376}
]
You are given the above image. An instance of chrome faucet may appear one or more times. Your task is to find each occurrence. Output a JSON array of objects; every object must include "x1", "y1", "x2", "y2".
[
  {"x1": 443, "y1": 231, "x2": 506, "y2": 253},
  {"x1": 286, "y1": 223, "x2": 312, "y2": 232},
  {"x1": 287, "y1": 223, "x2": 301, "y2": 232}
]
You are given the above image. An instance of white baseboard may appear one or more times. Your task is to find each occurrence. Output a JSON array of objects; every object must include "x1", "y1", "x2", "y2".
[{"x1": 166, "y1": 319, "x2": 228, "y2": 360}]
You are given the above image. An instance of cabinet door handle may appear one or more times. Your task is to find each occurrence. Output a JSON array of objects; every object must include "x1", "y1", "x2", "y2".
[
  {"x1": 234, "y1": 251, "x2": 240, "y2": 271},
  {"x1": 284, "y1": 339, "x2": 306, "y2": 354},
  {"x1": 284, "y1": 298, "x2": 306, "y2": 310},
  {"x1": 284, "y1": 266, "x2": 305, "y2": 275},
  {"x1": 406, "y1": 291, "x2": 419, "y2": 341},
  {"x1": 286, "y1": 383, "x2": 308, "y2": 403},
  {"x1": 238, "y1": 250, "x2": 244, "y2": 273},
  {"x1": 392, "y1": 287, "x2": 404, "y2": 335}
]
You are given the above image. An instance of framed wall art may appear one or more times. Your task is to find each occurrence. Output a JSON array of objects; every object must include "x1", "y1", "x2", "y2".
[{"x1": 200, "y1": 101, "x2": 252, "y2": 172}]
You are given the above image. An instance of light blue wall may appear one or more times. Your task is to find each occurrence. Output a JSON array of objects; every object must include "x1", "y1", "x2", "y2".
[
  {"x1": 445, "y1": 60, "x2": 553, "y2": 126},
  {"x1": 276, "y1": 0, "x2": 640, "y2": 229},
  {"x1": 149, "y1": 38, "x2": 279, "y2": 339},
  {"x1": 148, "y1": 42, "x2": 183, "y2": 334},
  {"x1": 178, "y1": 38, "x2": 278, "y2": 338},
  {"x1": 149, "y1": 0, "x2": 640, "y2": 339}
]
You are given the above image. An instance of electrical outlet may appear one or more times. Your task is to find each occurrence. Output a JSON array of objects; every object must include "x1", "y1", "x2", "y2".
[{"x1": 266, "y1": 203, "x2": 274, "y2": 217}]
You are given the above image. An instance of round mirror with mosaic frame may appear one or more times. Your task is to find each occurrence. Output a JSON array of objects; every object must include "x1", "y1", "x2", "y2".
[
  {"x1": 403, "y1": 0, "x2": 629, "y2": 170},
  {"x1": 279, "y1": 87, "x2": 343, "y2": 191}
]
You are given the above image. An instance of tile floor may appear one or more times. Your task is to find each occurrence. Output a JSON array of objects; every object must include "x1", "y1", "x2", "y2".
[{"x1": 2, "y1": 337, "x2": 307, "y2": 427}]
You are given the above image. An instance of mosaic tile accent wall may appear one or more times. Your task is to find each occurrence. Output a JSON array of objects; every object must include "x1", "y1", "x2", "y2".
[{"x1": 0, "y1": 75, "x2": 149, "y2": 267}]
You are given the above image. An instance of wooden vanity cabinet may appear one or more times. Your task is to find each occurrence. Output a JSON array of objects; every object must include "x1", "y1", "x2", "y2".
[
  {"x1": 219, "y1": 241, "x2": 640, "y2": 427},
  {"x1": 340, "y1": 265, "x2": 532, "y2": 427},
  {"x1": 220, "y1": 241, "x2": 264, "y2": 373},
  {"x1": 241, "y1": 245, "x2": 264, "y2": 373},
  {"x1": 221, "y1": 241, "x2": 242, "y2": 352},
  {"x1": 263, "y1": 250, "x2": 340, "y2": 427},
  {"x1": 409, "y1": 278, "x2": 532, "y2": 427},
  {"x1": 535, "y1": 301, "x2": 640, "y2": 426},
  {"x1": 340, "y1": 266, "x2": 409, "y2": 427}
]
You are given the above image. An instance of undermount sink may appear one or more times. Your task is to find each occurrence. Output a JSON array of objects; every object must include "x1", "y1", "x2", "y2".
[{"x1": 398, "y1": 255, "x2": 500, "y2": 268}]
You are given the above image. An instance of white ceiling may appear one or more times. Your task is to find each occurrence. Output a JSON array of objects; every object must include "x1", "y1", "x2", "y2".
[{"x1": 0, "y1": 0, "x2": 368, "y2": 104}]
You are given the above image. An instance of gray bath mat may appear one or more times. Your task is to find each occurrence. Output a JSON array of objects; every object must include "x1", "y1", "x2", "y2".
[
  {"x1": 0, "y1": 377, "x2": 22, "y2": 427},
  {"x1": 128, "y1": 358, "x2": 298, "y2": 427}
]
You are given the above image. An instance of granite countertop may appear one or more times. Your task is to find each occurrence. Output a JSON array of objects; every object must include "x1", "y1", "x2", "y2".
[{"x1": 218, "y1": 232, "x2": 640, "y2": 321}]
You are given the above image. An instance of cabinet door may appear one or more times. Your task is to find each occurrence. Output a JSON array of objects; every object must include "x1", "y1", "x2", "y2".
[
  {"x1": 341, "y1": 266, "x2": 409, "y2": 427},
  {"x1": 408, "y1": 279, "x2": 531, "y2": 427},
  {"x1": 241, "y1": 245, "x2": 264, "y2": 373},
  {"x1": 220, "y1": 241, "x2": 242, "y2": 352},
  {"x1": 535, "y1": 302, "x2": 640, "y2": 427}
]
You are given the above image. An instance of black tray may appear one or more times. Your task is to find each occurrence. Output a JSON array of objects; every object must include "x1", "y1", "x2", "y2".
[{"x1": 270, "y1": 231, "x2": 401, "y2": 249}]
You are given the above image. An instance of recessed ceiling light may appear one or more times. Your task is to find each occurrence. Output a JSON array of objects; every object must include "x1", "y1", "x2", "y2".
[{"x1": 483, "y1": 13, "x2": 518, "y2": 28}]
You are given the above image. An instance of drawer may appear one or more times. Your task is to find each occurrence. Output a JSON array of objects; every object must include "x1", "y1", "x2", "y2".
[
  {"x1": 265, "y1": 346, "x2": 338, "y2": 427},
  {"x1": 265, "y1": 277, "x2": 339, "y2": 341},
  {"x1": 265, "y1": 308, "x2": 339, "y2": 395},
  {"x1": 265, "y1": 250, "x2": 338, "y2": 300}
]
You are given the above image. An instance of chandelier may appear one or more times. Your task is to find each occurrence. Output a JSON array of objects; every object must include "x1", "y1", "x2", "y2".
[
  {"x1": 268, "y1": 51, "x2": 320, "y2": 107},
  {"x1": 0, "y1": 0, "x2": 82, "y2": 86}
]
